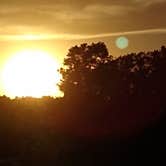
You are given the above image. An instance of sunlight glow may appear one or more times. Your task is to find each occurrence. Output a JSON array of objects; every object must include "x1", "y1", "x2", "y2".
[
  {"x1": 2, "y1": 50, "x2": 63, "y2": 98},
  {"x1": 20, "y1": 34, "x2": 41, "y2": 40}
]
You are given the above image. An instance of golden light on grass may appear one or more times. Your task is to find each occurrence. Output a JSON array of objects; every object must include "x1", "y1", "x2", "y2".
[{"x1": 2, "y1": 50, "x2": 63, "y2": 98}]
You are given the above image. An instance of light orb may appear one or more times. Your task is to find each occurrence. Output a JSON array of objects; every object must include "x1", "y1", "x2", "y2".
[{"x1": 116, "y1": 36, "x2": 129, "y2": 49}]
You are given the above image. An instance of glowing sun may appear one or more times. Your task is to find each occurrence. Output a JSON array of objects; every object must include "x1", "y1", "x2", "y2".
[{"x1": 2, "y1": 50, "x2": 62, "y2": 98}]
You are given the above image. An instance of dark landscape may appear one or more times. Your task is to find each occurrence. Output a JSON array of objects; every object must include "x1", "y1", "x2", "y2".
[
  {"x1": 0, "y1": 42, "x2": 165, "y2": 165},
  {"x1": 0, "y1": 0, "x2": 166, "y2": 165}
]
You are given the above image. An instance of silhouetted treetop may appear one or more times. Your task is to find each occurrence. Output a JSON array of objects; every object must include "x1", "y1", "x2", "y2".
[
  {"x1": 60, "y1": 43, "x2": 166, "y2": 106},
  {"x1": 64, "y1": 42, "x2": 110, "y2": 70},
  {"x1": 59, "y1": 42, "x2": 112, "y2": 97}
]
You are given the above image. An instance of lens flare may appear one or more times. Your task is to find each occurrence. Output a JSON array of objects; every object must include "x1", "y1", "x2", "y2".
[{"x1": 116, "y1": 36, "x2": 129, "y2": 49}]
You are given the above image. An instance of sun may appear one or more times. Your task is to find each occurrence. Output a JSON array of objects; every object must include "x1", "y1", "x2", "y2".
[{"x1": 2, "y1": 50, "x2": 63, "y2": 98}]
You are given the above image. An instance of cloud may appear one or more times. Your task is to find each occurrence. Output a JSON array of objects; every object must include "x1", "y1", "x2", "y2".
[
  {"x1": 134, "y1": 0, "x2": 166, "y2": 6},
  {"x1": 0, "y1": 3, "x2": 135, "y2": 34},
  {"x1": 84, "y1": 4, "x2": 133, "y2": 16},
  {"x1": 0, "y1": 28, "x2": 166, "y2": 41},
  {"x1": 0, "y1": 0, "x2": 165, "y2": 35}
]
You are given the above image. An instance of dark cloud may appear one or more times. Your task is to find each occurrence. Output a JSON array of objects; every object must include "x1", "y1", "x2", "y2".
[{"x1": 0, "y1": 0, "x2": 165, "y2": 35}]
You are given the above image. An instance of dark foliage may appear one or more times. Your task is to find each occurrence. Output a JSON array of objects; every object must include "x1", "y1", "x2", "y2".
[{"x1": 0, "y1": 43, "x2": 166, "y2": 165}]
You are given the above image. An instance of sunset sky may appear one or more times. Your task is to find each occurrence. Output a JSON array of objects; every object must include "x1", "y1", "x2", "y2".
[
  {"x1": 0, "y1": 0, "x2": 166, "y2": 54},
  {"x1": 0, "y1": 0, "x2": 166, "y2": 97}
]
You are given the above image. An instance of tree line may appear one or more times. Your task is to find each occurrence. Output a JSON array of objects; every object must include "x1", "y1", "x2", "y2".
[
  {"x1": 0, "y1": 42, "x2": 166, "y2": 137},
  {"x1": 0, "y1": 42, "x2": 165, "y2": 165}
]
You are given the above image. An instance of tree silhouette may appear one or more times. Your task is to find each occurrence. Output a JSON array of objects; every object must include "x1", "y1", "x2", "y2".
[
  {"x1": 58, "y1": 43, "x2": 166, "y2": 139},
  {"x1": 59, "y1": 42, "x2": 112, "y2": 99}
]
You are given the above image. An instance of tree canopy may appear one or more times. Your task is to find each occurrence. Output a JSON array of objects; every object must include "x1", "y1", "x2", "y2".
[{"x1": 59, "y1": 42, "x2": 113, "y2": 99}]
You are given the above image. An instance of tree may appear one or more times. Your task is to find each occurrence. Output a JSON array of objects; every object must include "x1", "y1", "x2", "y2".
[{"x1": 59, "y1": 42, "x2": 112, "y2": 99}]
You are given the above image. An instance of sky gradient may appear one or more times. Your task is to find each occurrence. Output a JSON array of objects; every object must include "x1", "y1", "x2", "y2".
[
  {"x1": 0, "y1": 0, "x2": 166, "y2": 97},
  {"x1": 0, "y1": 0, "x2": 165, "y2": 54},
  {"x1": 0, "y1": 0, "x2": 165, "y2": 35}
]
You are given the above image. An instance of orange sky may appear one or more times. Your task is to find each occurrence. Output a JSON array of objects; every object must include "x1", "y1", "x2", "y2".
[
  {"x1": 0, "y1": 0, "x2": 166, "y2": 97},
  {"x1": 0, "y1": 0, "x2": 165, "y2": 57}
]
